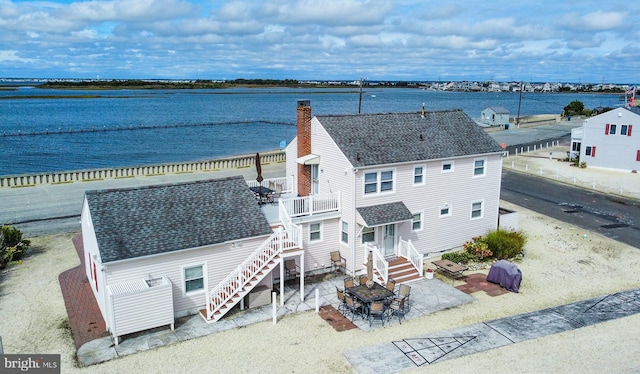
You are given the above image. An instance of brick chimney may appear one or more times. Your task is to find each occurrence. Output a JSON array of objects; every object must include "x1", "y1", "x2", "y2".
[{"x1": 296, "y1": 100, "x2": 312, "y2": 196}]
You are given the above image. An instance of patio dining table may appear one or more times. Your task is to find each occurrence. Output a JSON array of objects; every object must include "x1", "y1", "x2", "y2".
[
  {"x1": 249, "y1": 186, "x2": 274, "y2": 205},
  {"x1": 346, "y1": 283, "x2": 395, "y2": 317}
]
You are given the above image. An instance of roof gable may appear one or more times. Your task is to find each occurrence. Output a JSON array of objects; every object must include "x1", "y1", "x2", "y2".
[
  {"x1": 86, "y1": 176, "x2": 273, "y2": 263},
  {"x1": 317, "y1": 110, "x2": 504, "y2": 167},
  {"x1": 485, "y1": 106, "x2": 509, "y2": 114}
]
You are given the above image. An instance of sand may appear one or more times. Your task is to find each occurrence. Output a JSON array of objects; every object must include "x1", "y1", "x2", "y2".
[{"x1": 1, "y1": 200, "x2": 639, "y2": 374}]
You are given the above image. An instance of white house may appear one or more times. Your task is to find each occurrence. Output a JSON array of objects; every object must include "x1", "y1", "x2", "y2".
[
  {"x1": 571, "y1": 107, "x2": 640, "y2": 171},
  {"x1": 285, "y1": 100, "x2": 505, "y2": 280},
  {"x1": 81, "y1": 101, "x2": 505, "y2": 341},
  {"x1": 480, "y1": 107, "x2": 510, "y2": 127}
]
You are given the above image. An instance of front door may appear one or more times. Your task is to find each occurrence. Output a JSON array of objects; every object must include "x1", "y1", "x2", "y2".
[
  {"x1": 383, "y1": 224, "x2": 396, "y2": 257},
  {"x1": 311, "y1": 164, "x2": 319, "y2": 195}
]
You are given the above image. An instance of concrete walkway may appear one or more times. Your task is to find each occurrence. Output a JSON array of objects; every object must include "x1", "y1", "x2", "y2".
[
  {"x1": 75, "y1": 275, "x2": 474, "y2": 366},
  {"x1": 345, "y1": 288, "x2": 640, "y2": 373}
]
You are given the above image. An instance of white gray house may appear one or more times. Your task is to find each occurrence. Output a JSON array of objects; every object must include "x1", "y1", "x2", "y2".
[
  {"x1": 81, "y1": 101, "x2": 507, "y2": 342},
  {"x1": 480, "y1": 106, "x2": 510, "y2": 127},
  {"x1": 571, "y1": 107, "x2": 640, "y2": 171}
]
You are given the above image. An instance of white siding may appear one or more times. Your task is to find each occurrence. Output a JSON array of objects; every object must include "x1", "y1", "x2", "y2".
[
  {"x1": 103, "y1": 234, "x2": 271, "y2": 317},
  {"x1": 581, "y1": 108, "x2": 640, "y2": 171},
  {"x1": 310, "y1": 119, "x2": 359, "y2": 274},
  {"x1": 354, "y1": 153, "x2": 502, "y2": 255},
  {"x1": 297, "y1": 217, "x2": 341, "y2": 273},
  {"x1": 109, "y1": 277, "x2": 174, "y2": 339},
  {"x1": 81, "y1": 198, "x2": 109, "y2": 326},
  {"x1": 285, "y1": 137, "x2": 298, "y2": 194}
]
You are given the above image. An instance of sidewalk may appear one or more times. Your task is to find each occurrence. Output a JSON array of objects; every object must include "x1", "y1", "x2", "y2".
[
  {"x1": 503, "y1": 143, "x2": 640, "y2": 200},
  {"x1": 345, "y1": 288, "x2": 640, "y2": 372}
]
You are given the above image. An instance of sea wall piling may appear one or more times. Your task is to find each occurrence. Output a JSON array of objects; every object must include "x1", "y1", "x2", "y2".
[{"x1": 0, "y1": 151, "x2": 285, "y2": 188}]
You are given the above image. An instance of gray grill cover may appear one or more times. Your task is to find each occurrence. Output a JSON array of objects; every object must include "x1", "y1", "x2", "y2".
[{"x1": 487, "y1": 260, "x2": 522, "y2": 293}]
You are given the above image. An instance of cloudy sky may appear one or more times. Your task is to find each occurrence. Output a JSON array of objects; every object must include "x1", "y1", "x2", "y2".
[{"x1": 1, "y1": 0, "x2": 638, "y2": 83}]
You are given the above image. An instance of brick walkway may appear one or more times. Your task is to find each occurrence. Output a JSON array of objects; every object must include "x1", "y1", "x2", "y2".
[
  {"x1": 58, "y1": 234, "x2": 109, "y2": 349},
  {"x1": 455, "y1": 273, "x2": 510, "y2": 296},
  {"x1": 318, "y1": 305, "x2": 358, "y2": 332}
]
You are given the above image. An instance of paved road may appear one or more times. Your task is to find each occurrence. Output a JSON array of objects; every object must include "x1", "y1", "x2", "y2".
[
  {"x1": 501, "y1": 170, "x2": 640, "y2": 248},
  {"x1": 1, "y1": 119, "x2": 616, "y2": 239},
  {"x1": 0, "y1": 164, "x2": 286, "y2": 236}
]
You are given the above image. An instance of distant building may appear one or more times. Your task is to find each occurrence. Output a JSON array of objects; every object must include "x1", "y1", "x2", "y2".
[
  {"x1": 481, "y1": 107, "x2": 510, "y2": 127},
  {"x1": 571, "y1": 107, "x2": 640, "y2": 171}
]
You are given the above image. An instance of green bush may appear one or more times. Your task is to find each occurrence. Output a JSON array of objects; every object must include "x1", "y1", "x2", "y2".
[
  {"x1": 442, "y1": 251, "x2": 478, "y2": 264},
  {"x1": 483, "y1": 229, "x2": 526, "y2": 259},
  {"x1": 0, "y1": 225, "x2": 31, "y2": 269},
  {"x1": 442, "y1": 229, "x2": 527, "y2": 264}
]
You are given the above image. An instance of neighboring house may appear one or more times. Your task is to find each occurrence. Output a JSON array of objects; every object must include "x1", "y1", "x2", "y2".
[
  {"x1": 82, "y1": 101, "x2": 506, "y2": 341},
  {"x1": 571, "y1": 107, "x2": 640, "y2": 171},
  {"x1": 480, "y1": 106, "x2": 510, "y2": 127}
]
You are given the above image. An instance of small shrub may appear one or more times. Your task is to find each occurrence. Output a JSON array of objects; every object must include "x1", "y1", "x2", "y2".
[
  {"x1": 442, "y1": 251, "x2": 477, "y2": 265},
  {"x1": 483, "y1": 229, "x2": 527, "y2": 260},
  {"x1": 580, "y1": 161, "x2": 587, "y2": 168},
  {"x1": 0, "y1": 225, "x2": 31, "y2": 269},
  {"x1": 463, "y1": 236, "x2": 493, "y2": 259}
]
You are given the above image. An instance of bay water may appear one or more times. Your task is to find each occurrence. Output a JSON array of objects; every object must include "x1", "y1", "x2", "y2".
[{"x1": 0, "y1": 86, "x2": 621, "y2": 176}]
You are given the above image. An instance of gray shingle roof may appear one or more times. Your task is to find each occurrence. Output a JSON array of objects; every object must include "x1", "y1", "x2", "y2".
[
  {"x1": 486, "y1": 106, "x2": 510, "y2": 114},
  {"x1": 357, "y1": 202, "x2": 414, "y2": 227},
  {"x1": 86, "y1": 176, "x2": 273, "y2": 263},
  {"x1": 317, "y1": 110, "x2": 504, "y2": 167}
]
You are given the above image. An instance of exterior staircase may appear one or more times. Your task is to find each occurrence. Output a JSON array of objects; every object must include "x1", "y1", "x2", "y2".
[
  {"x1": 374, "y1": 257, "x2": 422, "y2": 284},
  {"x1": 200, "y1": 226, "x2": 301, "y2": 323}
]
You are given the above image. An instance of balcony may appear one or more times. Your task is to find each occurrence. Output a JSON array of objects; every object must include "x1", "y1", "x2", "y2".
[{"x1": 281, "y1": 192, "x2": 341, "y2": 218}]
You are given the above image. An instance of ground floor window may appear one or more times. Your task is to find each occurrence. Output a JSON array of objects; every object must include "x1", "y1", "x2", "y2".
[
  {"x1": 412, "y1": 212, "x2": 423, "y2": 231},
  {"x1": 362, "y1": 226, "x2": 375, "y2": 243},
  {"x1": 471, "y1": 201, "x2": 483, "y2": 219},
  {"x1": 309, "y1": 222, "x2": 322, "y2": 241},
  {"x1": 341, "y1": 221, "x2": 349, "y2": 244},
  {"x1": 184, "y1": 265, "x2": 204, "y2": 293}
]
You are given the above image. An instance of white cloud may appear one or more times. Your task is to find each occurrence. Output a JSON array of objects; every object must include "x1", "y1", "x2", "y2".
[
  {"x1": 0, "y1": 0, "x2": 638, "y2": 82},
  {"x1": 0, "y1": 49, "x2": 22, "y2": 61}
]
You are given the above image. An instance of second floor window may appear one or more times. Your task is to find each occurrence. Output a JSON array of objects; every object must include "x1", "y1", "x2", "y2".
[
  {"x1": 413, "y1": 166, "x2": 424, "y2": 185},
  {"x1": 364, "y1": 170, "x2": 394, "y2": 194},
  {"x1": 474, "y1": 159, "x2": 486, "y2": 176}
]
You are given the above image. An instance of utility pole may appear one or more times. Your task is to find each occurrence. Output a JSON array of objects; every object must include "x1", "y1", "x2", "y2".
[
  {"x1": 358, "y1": 77, "x2": 364, "y2": 114},
  {"x1": 516, "y1": 81, "x2": 523, "y2": 128}
]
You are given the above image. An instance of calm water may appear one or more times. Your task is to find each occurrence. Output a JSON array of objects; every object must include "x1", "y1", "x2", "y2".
[{"x1": 0, "y1": 86, "x2": 621, "y2": 176}]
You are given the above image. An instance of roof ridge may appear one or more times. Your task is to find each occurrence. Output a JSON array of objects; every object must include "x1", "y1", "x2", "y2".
[{"x1": 86, "y1": 175, "x2": 244, "y2": 195}]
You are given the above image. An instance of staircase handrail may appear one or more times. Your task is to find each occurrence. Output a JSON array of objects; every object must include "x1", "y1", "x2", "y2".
[
  {"x1": 398, "y1": 238, "x2": 423, "y2": 276},
  {"x1": 367, "y1": 243, "x2": 388, "y2": 283},
  {"x1": 206, "y1": 226, "x2": 299, "y2": 320}
]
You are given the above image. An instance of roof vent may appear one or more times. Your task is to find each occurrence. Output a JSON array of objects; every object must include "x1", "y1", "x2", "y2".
[{"x1": 419, "y1": 134, "x2": 424, "y2": 141}]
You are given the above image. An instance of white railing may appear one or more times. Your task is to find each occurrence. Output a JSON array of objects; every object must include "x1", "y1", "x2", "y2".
[
  {"x1": 246, "y1": 176, "x2": 294, "y2": 194},
  {"x1": 281, "y1": 192, "x2": 340, "y2": 218},
  {"x1": 367, "y1": 244, "x2": 388, "y2": 283},
  {"x1": 398, "y1": 238, "x2": 423, "y2": 277},
  {"x1": 205, "y1": 226, "x2": 301, "y2": 320}
]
